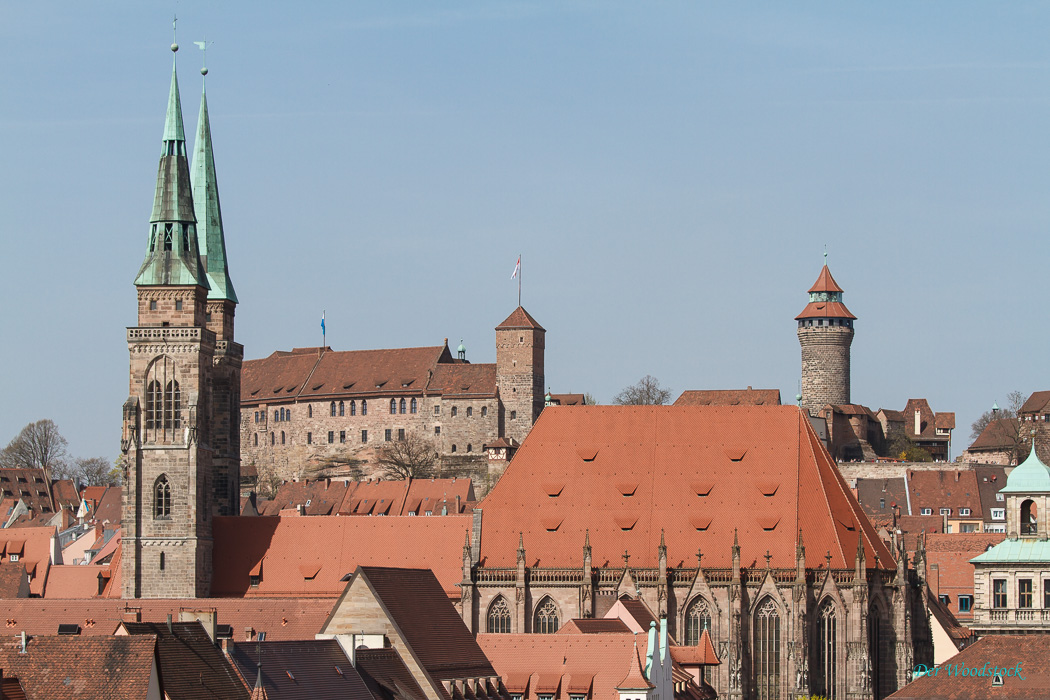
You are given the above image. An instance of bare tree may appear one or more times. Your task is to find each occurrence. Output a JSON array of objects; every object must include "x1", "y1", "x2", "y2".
[
  {"x1": 73, "y1": 457, "x2": 118, "y2": 487},
  {"x1": 613, "y1": 375, "x2": 671, "y2": 406},
  {"x1": 0, "y1": 419, "x2": 70, "y2": 476},
  {"x1": 376, "y1": 434, "x2": 437, "y2": 480},
  {"x1": 970, "y1": 390, "x2": 1025, "y2": 441}
]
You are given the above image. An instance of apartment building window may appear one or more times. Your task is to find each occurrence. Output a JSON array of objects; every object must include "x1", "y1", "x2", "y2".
[
  {"x1": 993, "y1": 579, "x2": 1007, "y2": 608},
  {"x1": 960, "y1": 523, "x2": 977, "y2": 533},
  {"x1": 997, "y1": 493, "x2": 1004, "y2": 501},
  {"x1": 920, "y1": 508, "x2": 932, "y2": 516},
  {"x1": 960, "y1": 508, "x2": 971, "y2": 516},
  {"x1": 1019, "y1": 579, "x2": 1034, "y2": 608},
  {"x1": 385, "y1": 429, "x2": 392, "y2": 442},
  {"x1": 361, "y1": 430, "x2": 368, "y2": 443},
  {"x1": 307, "y1": 432, "x2": 312, "y2": 445},
  {"x1": 328, "y1": 431, "x2": 334, "y2": 444},
  {"x1": 991, "y1": 508, "x2": 1005, "y2": 520},
  {"x1": 958, "y1": 595, "x2": 972, "y2": 613},
  {"x1": 398, "y1": 428, "x2": 405, "y2": 441},
  {"x1": 340, "y1": 431, "x2": 346, "y2": 444},
  {"x1": 938, "y1": 595, "x2": 950, "y2": 607}
]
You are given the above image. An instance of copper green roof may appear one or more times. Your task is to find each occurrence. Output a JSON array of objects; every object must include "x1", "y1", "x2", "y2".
[
  {"x1": 971, "y1": 539, "x2": 1050, "y2": 564},
  {"x1": 191, "y1": 80, "x2": 237, "y2": 302},
  {"x1": 999, "y1": 442, "x2": 1050, "y2": 493},
  {"x1": 135, "y1": 52, "x2": 207, "y2": 288}
]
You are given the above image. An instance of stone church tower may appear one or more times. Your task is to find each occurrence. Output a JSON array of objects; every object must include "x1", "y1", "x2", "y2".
[
  {"x1": 495, "y1": 307, "x2": 545, "y2": 445},
  {"x1": 796, "y1": 263, "x2": 855, "y2": 417},
  {"x1": 121, "y1": 44, "x2": 240, "y2": 598}
]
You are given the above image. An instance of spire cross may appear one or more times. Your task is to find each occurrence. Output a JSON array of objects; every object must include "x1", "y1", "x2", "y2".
[
  {"x1": 825, "y1": 551, "x2": 832, "y2": 569},
  {"x1": 764, "y1": 550, "x2": 772, "y2": 568},
  {"x1": 696, "y1": 549, "x2": 703, "y2": 567},
  {"x1": 172, "y1": 14, "x2": 178, "y2": 43},
  {"x1": 622, "y1": 550, "x2": 631, "y2": 567}
]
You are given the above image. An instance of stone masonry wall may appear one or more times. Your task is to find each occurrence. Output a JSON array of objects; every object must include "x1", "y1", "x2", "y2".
[{"x1": 798, "y1": 325, "x2": 853, "y2": 417}]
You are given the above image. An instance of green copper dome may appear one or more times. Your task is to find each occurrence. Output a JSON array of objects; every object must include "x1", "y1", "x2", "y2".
[{"x1": 1000, "y1": 441, "x2": 1050, "y2": 493}]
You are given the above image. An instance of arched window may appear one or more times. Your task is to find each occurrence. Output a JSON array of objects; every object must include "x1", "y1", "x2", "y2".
[
  {"x1": 410, "y1": 398, "x2": 417, "y2": 414},
  {"x1": 143, "y1": 357, "x2": 182, "y2": 442},
  {"x1": 753, "y1": 597, "x2": 780, "y2": 700},
  {"x1": 274, "y1": 410, "x2": 279, "y2": 422},
  {"x1": 467, "y1": 444, "x2": 472, "y2": 452},
  {"x1": 154, "y1": 476, "x2": 171, "y2": 519},
  {"x1": 400, "y1": 398, "x2": 407, "y2": 414},
  {"x1": 361, "y1": 400, "x2": 367, "y2": 416},
  {"x1": 390, "y1": 399, "x2": 397, "y2": 415},
  {"x1": 451, "y1": 406, "x2": 458, "y2": 417},
  {"x1": 534, "y1": 596, "x2": 560, "y2": 634},
  {"x1": 254, "y1": 433, "x2": 258, "y2": 446},
  {"x1": 159, "y1": 551, "x2": 165, "y2": 570},
  {"x1": 308, "y1": 405, "x2": 313, "y2": 418},
  {"x1": 339, "y1": 401, "x2": 345, "y2": 417},
  {"x1": 271, "y1": 432, "x2": 275, "y2": 446},
  {"x1": 482, "y1": 406, "x2": 487, "y2": 417},
  {"x1": 467, "y1": 407, "x2": 473, "y2": 417},
  {"x1": 451, "y1": 444, "x2": 457, "y2": 453},
  {"x1": 685, "y1": 597, "x2": 712, "y2": 646},
  {"x1": 488, "y1": 596, "x2": 512, "y2": 633},
  {"x1": 145, "y1": 380, "x2": 162, "y2": 430},
  {"x1": 869, "y1": 602, "x2": 897, "y2": 698},
  {"x1": 817, "y1": 600, "x2": 837, "y2": 699},
  {"x1": 330, "y1": 401, "x2": 337, "y2": 417},
  {"x1": 350, "y1": 400, "x2": 356, "y2": 416},
  {"x1": 166, "y1": 380, "x2": 180, "y2": 430},
  {"x1": 1021, "y1": 499, "x2": 1038, "y2": 535},
  {"x1": 281, "y1": 431, "x2": 286, "y2": 445}
]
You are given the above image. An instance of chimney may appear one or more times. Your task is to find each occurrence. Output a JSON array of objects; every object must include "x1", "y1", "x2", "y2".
[
  {"x1": 455, "y1": 495, "x2": 462, "y2": 513},
  {"x1": 123, "y1": 607, "x2": 142, "y2": 623},
  {"x1": 245, "y1": 626, "x2": 255, "y2": 642},
  {"x1": 915, "y1": 410, "x2": 921, "y2": 436}
]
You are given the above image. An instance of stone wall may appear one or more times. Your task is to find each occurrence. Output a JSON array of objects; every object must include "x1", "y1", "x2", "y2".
[
  {"x1": 835, "y1": 460, "x2": 971, "y2": 484},
  {"x1": 798, "y1": 325, "x2": 853, "y2": 417}
]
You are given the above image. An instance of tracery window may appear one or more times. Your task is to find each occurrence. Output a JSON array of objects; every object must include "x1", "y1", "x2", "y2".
[
  {"x1": 534, "y1": 597, "x2": 559, "y2": 634},
  {"x1": 869, "y1": 603, "x2": 897, "y2": 699},
  {"x1": 816, "y1": 600, "x2": 837, "y2": 699},
  {"x1": 488, "y1": 596, "x2": 512, "y2": 633},
  {"x1": 144, "y1": 357, "x2": 181, "y2": 441},
  {"x1": 685, "y1": 597, "x2": 712, "y2": 646},
  {"x1": 753, "y1": 597, "x2": 781, "y2": 700},
  {"x1": 154, "y1": 476, "x2": 171, "y2": 519}
]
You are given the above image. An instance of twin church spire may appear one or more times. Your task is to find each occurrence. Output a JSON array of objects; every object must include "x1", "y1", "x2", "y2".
[{"x1": 135, "y1": 41, "x2": 234, "y2": 302}]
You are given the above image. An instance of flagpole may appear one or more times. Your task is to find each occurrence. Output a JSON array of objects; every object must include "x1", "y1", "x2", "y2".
[
  {"x1": 322, "y1": 310, "x2": 326, "y2": 347},
  {"x1": 518, "y1": 253, "x2": 522, "y2": 307}
]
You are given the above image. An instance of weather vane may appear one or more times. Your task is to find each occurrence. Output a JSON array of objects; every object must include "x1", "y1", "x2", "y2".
[{"x1": 194, "y1": 37, "x2": 212, "y2": 76}]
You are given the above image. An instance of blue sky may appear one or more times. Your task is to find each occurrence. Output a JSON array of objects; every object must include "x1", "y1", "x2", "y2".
[{"x1": 1, "y1": 2, "x2": 1047, "y2": 462}]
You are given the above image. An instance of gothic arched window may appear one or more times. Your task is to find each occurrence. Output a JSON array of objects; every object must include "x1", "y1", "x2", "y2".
[
  {"x1": 390, "y1": 399, "x2": 397, "y2": 415},
  {"x1": 144, "y1": 357, "x2": 181, "y2": 441},
  {"x1": 869, "y1": 602, "x2": 897, "y2": 698},
  {"x1": 400, "y1": 398, "x2": 407, "y2": 414},
  {"x1": 410, "y1": 398, "x2": 417, "y2": 414},
  {"x1": 308, "y1": 404, "x2": 313, "y2": 418},
  {"x1": 350, "y1": 400, "x2": 356, "y2": 416},
  {"x1": 817, "y1": 600, "x2": 837, "y2": 699},
  {"x1": 534, "y1": 597, "x2": 560, "y2": 634},
  {"x1": 339, "y1": 401, "x2": 345, "y2": 417},
  {"x1": 330, "y1": 401, "x2": 336, "y2": 417},
  {"x1": 753, "y1": 597, "x2": 781, "y2": 700},
  {"x1": 488, "y1": 596, "x2": 512, "y2": 633},
  {"x1": 685, "y1": 597, "x2": 712, "y2": 646},
  {"x1": 154, "y1": 476, "x2": 171, "y2": 519},
  {"x1": 361, "y1": 400, "x2": 367, "y2": 416},
  {"x1": 274, "y1": 410, "x2": 279, "y2": 422}
]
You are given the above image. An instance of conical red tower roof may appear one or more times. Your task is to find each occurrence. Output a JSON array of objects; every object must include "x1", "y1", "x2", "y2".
[
  {"x1": 616, "y1": 641, "x2": 654, "y2": 691},
  {"x1": 796, "y1": 264, "x2": 855, "y2": 320},
  {"x1": 808, "y1": 265, "x2": 844, "y2": 293}
]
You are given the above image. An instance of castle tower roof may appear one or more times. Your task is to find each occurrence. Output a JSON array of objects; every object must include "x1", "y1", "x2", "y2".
[
  {"x1": 134, "y1": 47, "x2": 207, "y2": 288},
  {"x1": 1000, "y1": 439, "x2": 1050, "y2": 494},
  {"x1": 192, "y1": 72, "x2": 237, "y2": 303},
  {"x1": 795, "y1": 264, "x2": 855, "y2": 320},
  {"x1": 496, "y1": 306, "x2": 545, "y2": 331},
  {"x1": 616, "y1": 641, "x2": 655, "y2": 691}
]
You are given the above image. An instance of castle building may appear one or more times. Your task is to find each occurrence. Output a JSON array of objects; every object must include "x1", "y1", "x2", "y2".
[
  {"x1": 120, "y1": 44, "x2": 241, "y2": 598},
  {"x1": 797, "y1": 264, "x2": 856, "y2": 417},
  {"x1": 238, "y1": 307, "x2": 545, "y2": 482}
]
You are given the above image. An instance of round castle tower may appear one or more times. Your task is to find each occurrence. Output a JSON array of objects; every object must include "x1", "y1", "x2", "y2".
[{"x1": 796, "y1": 264, "x2": 855, "y2": 417}]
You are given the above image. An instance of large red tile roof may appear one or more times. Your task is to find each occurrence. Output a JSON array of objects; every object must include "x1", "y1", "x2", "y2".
[
  {"x1": 1020, "y1": 390, "x2": 1050, "y2": 415},
  {"x1": 674, "y1": 389, "x2": 781, "y2": 407},
  {"x1": 0, "y1": 526, "x2": 53, "y2": 596},
  {"x1": 925, "y1": 533, "x2": 1006, "y2": 621},
  {"x1": 907, "y1": 470, "x2": 983, "y2": 520},
  {"x1": 495, "y1": 306, "x2": 545, "y2": 331},
  {"x1": 0, "y1": 635, "x2": 157, "y2": 699},
  {"x1": 0, "y1": 469, "x2": 53, "y2": 514},
  {"x1": 967, "y1": 418, "x2": 1019, "y2": 451},
  {"x1": 478, "y1": 406, "x2": 894, "y2": 570},
  {"x1": 795, "y1": 301, "x2": 856, "y2": 320},
  {"x1": 91, "y1": 487, "x2": 122, "y2": 526},
  {"x1": 42, "y1": 565, "x2": 107, "y2": 599},
  {"x1": 229, "y1": 640, "x2": 373, "y2": 700},
  {"x1": 479, "y1": 633, "x2": 651, "y2": 700},
  {"x1": 808, "y1": 265, "x2": 844, "y2": 294},
  {"x1": 122, "y1": 621, "x2": 249, "y2": 699},
  {"x1": 0, "y1": 598, "x2": 334, "y2": 641},
  {"x1": 211, "y1": 515, "x2": 471, "y2": 597}
]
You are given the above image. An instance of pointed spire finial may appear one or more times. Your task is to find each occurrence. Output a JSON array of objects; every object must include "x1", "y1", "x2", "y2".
[
  {"x1": 824, "y1": 244, "x2": 828, "y2": 264},
  {"x1": 172, "y1": 14, "x2": 179, "y2": 52},
  {"x1": 696, "y1": 548, "x2": 703, "y2": 567}
]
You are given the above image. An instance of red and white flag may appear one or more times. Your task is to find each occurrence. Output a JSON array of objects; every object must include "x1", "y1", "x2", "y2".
[{"x1": 511, "y1": 255, "x2": 520, "y2": 279}]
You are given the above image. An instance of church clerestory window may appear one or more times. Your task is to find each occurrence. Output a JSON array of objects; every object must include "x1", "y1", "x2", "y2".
[
  {"x1": 685, "y1": 597, "x2": 711, "y2": 646},
  {"x1": 488, "y1": 596, "x2": 512, "y2": 633},
  {"x1": 154, "y1": 476, "x2": 171, "y2": 519},
  {"x1": 753, "y1": 597, "x2": 781, "y2": 700},
  {"x1": 816, "y1": 600, "x2": 837, "y2": 699},
  {"x1": 534, "y1": 597, "x2": 560, "y2": 634}
]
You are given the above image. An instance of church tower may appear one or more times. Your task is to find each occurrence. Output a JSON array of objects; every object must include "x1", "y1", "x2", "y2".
[
  {"x1": 121, "y1": 41, "x2": 239, "y2": 598},
  {"x1": 495, "y1": 307, "x2": 545, "y2": 445},
  {"x1": 796, "y1": 262, "x2": 855, "y2": 417}
]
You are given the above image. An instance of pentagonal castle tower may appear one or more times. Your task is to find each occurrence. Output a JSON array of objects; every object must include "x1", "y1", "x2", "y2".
[{"x1": 796, "y1": 263, "x2": 855, "y2": 417}]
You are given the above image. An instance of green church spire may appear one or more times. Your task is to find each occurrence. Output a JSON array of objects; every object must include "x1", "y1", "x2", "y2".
[
  {"x1": 191, "y1": 64, "x2": 238, "y2": 303},
  {"x1": 135, "y1": 44, "x2": 208, "y2": 288}
]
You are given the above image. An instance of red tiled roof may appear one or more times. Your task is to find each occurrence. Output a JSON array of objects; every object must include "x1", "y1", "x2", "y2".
[
  {"x1": 0, "y1": 527, "x2": 53, "y2": 596},
  {"x1": 808, "y1": 265, "x2": 844, "y2": 294},
  {"x1": 795, "y1": 301, "x2": 856, "y2": 320},
  {"x1": 877, "y1": 409, "x2": 905, "y2": 422},
  {"x1": 0, "y1": 469, "x2": 53, "y2": 514},
  {"x1": 1020, "y1": 390, "x2": 1050, "y2": 415},
  {"x1": 902, "y1": 399, "x2": 951, "y2": 441},
  {"x1": 430, "y1": 363, "x2": 497, "y2": 398},
  {"x1": 558, "y1": 619, "x2": 632, "y2": 634},
  {"x1": 495, "y1": 306, "x2": 545, "y2": 331},
  {"x1": 671, "y1": 628, "x2": 720, "y2": 666},
  {"x1": 886, "y1": 634, "x2": 1050, "y2": 699},
  {"x1": 548, "y1": 393, "x2": 586, "y2": 406},
  {"x1": 211, "y1": 515, "x2": 471, "y2": 597},
  {"x1": 355, "y1": 647, "x2": 429, "y2": 700},
  {"x1": 478, "y1": 406, "x2": 894, "y2": 570},
  {"x1": 936, "y1": 412, "x2": 956, "y2": 430},
  {"x1": 350, "y1": 567, "x2": 495, "y2": 680},
  {"x1": 0, "y1": 561, "x2": 30, "y2": 599},
  {"x1": 80, "y1": 486, "x2": 107, "y2": 503},
  {"x1": 92, "y1": 487, "x2": 122, "y2": 526},
  {"x1": 0, "y1": 598, "x2": 334, "y2": 641},
  {"x1": 50, "y1": 480, "x2": 80, "y2": 510},
  {"x1": 906, "y1": 470, "x2": 983, "y2": 520},
  {"x1": 924, "y1": 585, "x2": 972, "y2": 644},
  {"x1": 967, "y1": 418, "x2": 1019, "y2": 451},
  {"x1": 674, "y1": 389, "x2": 781, "y2": 407},
  {"x1": 43, "y1": 565, "x2": 107, "y2": 599},
  {"x1": 229, "y1": 640, "x2": 373, "y2": 700},
  {"x1": 122, "y1": 621, "x2": 249, "y2": 699},
  {"x1": 0, "y1": 635, "x2": 157, "y2": 699}
]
